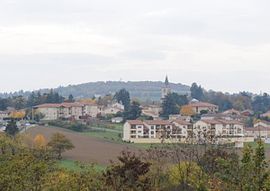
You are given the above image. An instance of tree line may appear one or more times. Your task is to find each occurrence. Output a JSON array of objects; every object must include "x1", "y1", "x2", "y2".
[
  {"x1": 0, "y1": 90, "x2": 74, "y2": 110},
  {"x1": 1, "y1": 128, "x2": 270, "y2": 190}
]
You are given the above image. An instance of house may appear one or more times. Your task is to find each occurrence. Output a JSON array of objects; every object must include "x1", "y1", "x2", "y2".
[
  {"x1": 183, "y1": 101, "x2": 219, "y2": 115},
  {"x1": 142, "y1": 105, "x2": 162, "y2": 119},
  {"x1": 80, "y1": 102, "x2": 99, "y2": 118},
  {"x1": 34, "y1": 104, "x2": 59, "y2": 120},
  {"x1": 123, "y1": 120, "x2": 173, "y2": 141},
  {"x1": 261, "y1": 111, "x2": 270, "y2": 118},
  {"x1": 123, "y1": 119, "x2": 245, "y2": 143},
  {"x1": 223, "y1": 109, "x2": 241, "y2": 116},
  {"x1": 201, "y1": 113, "x2": 245, "y2": 122},
  {"x1": 193, "y1": 119, "x2": 244, "y2": 138},
  {"x1": 111, "y1": 117, "x2": 123, "y2": 123},
  {"x1": 0, "y1": 111, "x2": 9, "y2": 120},
  {"x1": 100, "y1": 103, "x2": 125, "y2": 116},
  {"x1": 171, "y1": 120, "x2": 193, "y2": 138},
  {"x1": 245, "y1": 126, "x2": 270, "y2": 139},
  {"x1": 254, "y1": 120, "x2": 270, "y2": 128},
  {"x1": 241, "y1": 109, "x2": 254, "y2": 116},
  {"x1": 34, "y1": 102, "x2": 84, "y2": 120}
]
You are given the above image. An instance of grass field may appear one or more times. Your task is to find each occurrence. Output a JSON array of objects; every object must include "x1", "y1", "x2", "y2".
[
  {"x1": 81, "y1": 130, "x2": 122, "y2": 143},
  {"x1": 26, "y1": 126, "x2": 138, "y2": 165}
]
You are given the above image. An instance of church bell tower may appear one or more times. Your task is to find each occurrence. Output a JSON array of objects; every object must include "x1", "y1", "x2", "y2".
[{"x1": 161, "y1": 75, "x2": 171, "y2": 102}]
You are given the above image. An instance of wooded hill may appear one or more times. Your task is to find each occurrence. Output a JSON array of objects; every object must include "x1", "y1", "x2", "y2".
[{"x1": 0, "y1": 81, "x2": 190, "y2": 101}]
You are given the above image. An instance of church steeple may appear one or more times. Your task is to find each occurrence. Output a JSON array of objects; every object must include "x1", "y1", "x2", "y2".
[
  {"x1": 165, "y1": 75, "x2": 169, "y2": 87},
  {"x1": 161, "y1": 75, "x2": 171, "y2": 101}
]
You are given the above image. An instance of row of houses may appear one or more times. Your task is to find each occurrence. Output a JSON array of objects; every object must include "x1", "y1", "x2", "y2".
[
  {"x1": 123, "y1": 119, "x2": 246, "y2": 143},
  {"x1": 34, "y1": 102, "x2": 124, "y2": 120}
]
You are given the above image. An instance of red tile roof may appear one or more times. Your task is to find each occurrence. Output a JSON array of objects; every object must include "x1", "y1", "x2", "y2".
[
  {"x1": 172, "y1": 120, "x2": 191, "y2": 126},
  {"x1": 144, "y1": 120, "x2": 171, "y2": 125},
  {"x1": 189, "y1": 102, "x2": 218, "y2": 108},
  {"x1": 35, "y1": 102, "x2": 84, "y2": 108},
  {"x1": 201, "y1": 119, "x2": 222, "y2": 124},
  {"x1": 126, "y1": 120, "x2": 145, "y2": 125}
]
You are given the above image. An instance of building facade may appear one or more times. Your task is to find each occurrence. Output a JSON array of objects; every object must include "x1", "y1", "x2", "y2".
[{"x1": 123, "y1": 119, "x2": 244, "y2": 143}]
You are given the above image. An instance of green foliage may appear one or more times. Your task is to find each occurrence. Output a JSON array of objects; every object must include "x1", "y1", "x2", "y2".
[
  {"x1": 161, "y1": 93, "x2": 188, "y2": 118},
  {"x1": 48, "y1": 120, "x2": 88, "y2": 132},
  {"x1": 48, "y1": 133, "x2": 75, "y2": 159},
  {"x1": 190, "y1": 83, "x2": 205, "y2": 101},
  {"x1": 252, "y1": 93, "x2": 270, "y2": 114},
  {"x1": 68, "y1": 94, "x2": 75, "y2": 102},
  {"x1": 168, "y1": 162, "x2": 208, "y2": 191},
  {"x1": 5, "y1": 120, "x2": 19, "y2": 137},
  {"x1": 104, "y1": 151, "x2": 151, "y2": 191},
  {"x1": 114, "y1": 88, "x2": 131, "y2": 111},
  {"x1": 123, "y1": 101, "x2": 142, "y2": 120},
  {"x1": 215, "y1": 141, "x2": 270, "y2": 191}
]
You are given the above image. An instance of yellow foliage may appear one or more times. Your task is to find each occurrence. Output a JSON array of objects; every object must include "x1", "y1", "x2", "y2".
[
  {"x1": 33, "y1": 134, "x2": 47, "y2": 148},
  {"x1": 9, "y1": 111, "x2": 26, "y2": 119},
  {"x1": 168, "y1": 162, "x2": 208, "y2": 189},
  {"x1": 180, "y1": 105, "x2": 195, "y2": 116}
]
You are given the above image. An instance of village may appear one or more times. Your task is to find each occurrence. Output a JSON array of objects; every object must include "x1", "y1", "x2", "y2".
[{"x1": 0, "y1": 77, "x2": 269, "y2": 148}]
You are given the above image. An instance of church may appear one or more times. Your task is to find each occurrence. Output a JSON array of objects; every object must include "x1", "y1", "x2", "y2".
[{"x1": 161, "y1": 76, "x2": 171, "y2": 102}]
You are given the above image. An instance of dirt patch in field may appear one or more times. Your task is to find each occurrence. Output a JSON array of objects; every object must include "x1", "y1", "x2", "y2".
[{"x1": 25, "y1": 126, "x2": 138, "y2": 165}]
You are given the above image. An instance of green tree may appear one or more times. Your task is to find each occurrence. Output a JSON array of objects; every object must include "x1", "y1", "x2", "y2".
[
  {"x1": 104, "y1": 151, "x2": 151, "y2": 191},
  {"x1": 5, "y1": 120, "x2": 19, "y2": 137},
  {"x1": 190, "y1": 83, "x2": 204, "y2": 101},
  {"x1": 161, "y1": 93, "x2": 188, "y2": 118},
  {"x1": 68, "y1": 94, "x2": 75, "y2": 102},
  {"x1": 48, "y1": 133, "x2": 74, "y2": 160},
  {"x1": 252, "y1": 93, "x2": 270, "y2": 114},
  {"x1": 123, "y1": 101, "x2": 142, "y2": 120},
  {"x1": 114, "y1": 89, "x2": 131, "y2": 111},
  {"x1": 253, "y1": 139, "x2": 269, "y2": 190}
]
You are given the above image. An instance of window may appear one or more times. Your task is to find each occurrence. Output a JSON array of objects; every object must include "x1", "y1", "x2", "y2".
[
  {"x1": 131, "y1": 135, "x2": 136, "y2": 138},
  {"x1": 151, "y1": 131, "x2": 154, "y2": 135},
  {"x1": 138, "y1": 131, "x2": 142, "y2": 133},
  {"x1": 151, "y1": 126, "x2": 155, "y2": 130}
]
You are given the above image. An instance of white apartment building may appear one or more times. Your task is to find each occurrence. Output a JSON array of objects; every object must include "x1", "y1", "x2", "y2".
[
  {"x1": 34, "y1": 103, "x2": 84, "y2": 120},
  {"x1": 193, "y1": 119, "x2": 244, "y2": 138},
  {"x1": 123, "y1": 120, "x2": 192, "y2": 142},
  {"x1": 123, "y1": 119, "x2": 244, "y2": 143},
  {"x1": 34, "y1": 101, "x2": 125, "y2": 120}
]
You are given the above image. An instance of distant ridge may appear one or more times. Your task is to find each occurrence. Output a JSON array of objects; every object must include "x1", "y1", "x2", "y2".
[{"x1": 0, "y1": 81, "x2": 190, "y2": 101}]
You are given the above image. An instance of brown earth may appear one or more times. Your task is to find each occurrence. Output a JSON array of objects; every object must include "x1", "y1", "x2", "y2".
[{"x1": 25, "y1": 126, "x2": 138, "y2": 165}]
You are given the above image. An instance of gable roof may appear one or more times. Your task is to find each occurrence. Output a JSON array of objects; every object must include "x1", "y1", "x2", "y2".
[
  {"x1": 173, "y1": 120, "x2": 191, "y2": 126},
  {"x1": 189, "y1": 102, "x2": 218, "y2": 108},
  {"x1": 144, "y1": 120, "x2": 171, "y2": 125},
  {"x1": 35, "y1": 102, "x2": 84, "y2": 108}
]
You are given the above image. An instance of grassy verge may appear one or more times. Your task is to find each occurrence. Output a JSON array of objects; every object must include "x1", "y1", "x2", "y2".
[
  {"x1": 58, "y1": 159, "x2": 106, "y2": 172},
  {"x1": 81, "y1": 130, "x2": 123, "y2": 144}
]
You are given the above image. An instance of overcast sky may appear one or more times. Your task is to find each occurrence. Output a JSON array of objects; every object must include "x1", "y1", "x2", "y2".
[{"x1": 0, "y1": 0, "x2": 269, "y2": 93}]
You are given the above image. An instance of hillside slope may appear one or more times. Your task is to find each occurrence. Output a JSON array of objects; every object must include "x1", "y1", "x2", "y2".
[{"x1": 0, "y1": 81, "x2": 190, "y2": 101}]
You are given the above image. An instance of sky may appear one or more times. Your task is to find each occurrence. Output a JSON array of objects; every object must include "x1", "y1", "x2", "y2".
[{"x1": 0, "y1": 0, "x2": 269, "y2": 94}]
